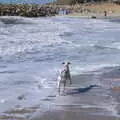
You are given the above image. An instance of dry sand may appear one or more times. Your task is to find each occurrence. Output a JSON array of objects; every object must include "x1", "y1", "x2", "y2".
[{"x1": 58, "y1": 3, "x2": 120, "y2": 18}]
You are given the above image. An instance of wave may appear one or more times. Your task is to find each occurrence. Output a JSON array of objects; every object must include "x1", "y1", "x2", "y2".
[
  {"x1": 71, "y1": 64, "x2": 119, "y2": 75},
  {"x1": 92, "y1": 43, "x2": 120, "y2": 51},
  {"x1": 0, "y1": 17, "x2": 74, "y2": 62},
  {"x1": 0, "y1": 70, "x2": 17, "y2": 74},
  {"x1": 109, "y1": 17, "x2": 120, "y2": 23},
  {"x1": 0, "y1": 16, "x2": 62, "y2": 25},
  {"x1": 93, "y1": 42, "x2": 120, "y2": 51},
  {"x1": 59, "y1": 32, "x2": 74, "y2": 37},
  {"x1": 105, "y1": 42, "x2": 120, "y2": 50},
  {"x1": 0, "y1": 16, "x2": 39, "y2": 25},
  {"x1": 93, "y1": 45, "x2": 111, "y2": 50}
]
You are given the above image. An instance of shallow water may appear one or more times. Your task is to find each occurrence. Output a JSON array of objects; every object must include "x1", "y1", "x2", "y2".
[{"x1": 0, "y1": 16, "x2": 120, "y2": 118}]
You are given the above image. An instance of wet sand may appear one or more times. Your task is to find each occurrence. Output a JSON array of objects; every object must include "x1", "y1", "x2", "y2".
[
  {"x1": 31, "y1": 110, "x2": 117, "y2": 120},
  {"x1": 1, "y1": 66, "x2": 120, "y2": 120},
  {"x1": 0, "y1": 110, "x2": 116, "y2": 120},
  {"x1": 31, "y1": 66, "x2": 120, "y2": 120}
]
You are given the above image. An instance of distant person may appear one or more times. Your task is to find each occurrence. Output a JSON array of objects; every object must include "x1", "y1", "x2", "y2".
[
  {"x1": 104, "y1": 11, "x2": 107, "y2": 16},
  {"x1": 59, "y1": 8, "x2": 64, "y2": 15},
  {"x1": 63, "y1": 9, "x2": 67, "y2": 15}
]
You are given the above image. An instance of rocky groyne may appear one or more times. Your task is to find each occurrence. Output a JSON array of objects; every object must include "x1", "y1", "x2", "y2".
[{"x1": 0, "y1": 4, "x2": 60, "y2": 17}]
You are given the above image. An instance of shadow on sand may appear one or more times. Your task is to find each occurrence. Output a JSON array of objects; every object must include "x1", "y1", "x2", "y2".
[{"x1": 65, "y1": 85, "x2": 98, "y2": 95}]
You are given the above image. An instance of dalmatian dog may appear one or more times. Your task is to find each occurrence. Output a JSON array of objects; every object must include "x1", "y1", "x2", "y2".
[{"x1": 57, "y1": 62, "x2": 72, "y2": 95}]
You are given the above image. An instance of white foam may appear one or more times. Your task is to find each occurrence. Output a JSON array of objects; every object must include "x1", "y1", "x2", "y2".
[
  {"x1": 0, "y1": 17, "x2": 74, "y2": 58},
  {"x1": 71, "y1": 64, "x2": 119, "y2": 75},
  {"x1": 0, "y1": 99, "x2": 5, "y2": 104},
  {"x1": 106, "y1": 42, "x2": 120, "y2": 50},
  {"x1": 33, "y1": 74, "x2": 51, "y2": 89}
]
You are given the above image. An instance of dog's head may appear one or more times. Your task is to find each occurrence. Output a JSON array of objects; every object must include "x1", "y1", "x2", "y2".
[{"x1": 62, "y1": 61, "x2": 71, "y2": 66}]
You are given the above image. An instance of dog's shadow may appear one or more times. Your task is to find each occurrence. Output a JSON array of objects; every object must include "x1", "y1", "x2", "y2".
[{"x1": 64, "y1": 85, "x2": 99, "y2": 95}]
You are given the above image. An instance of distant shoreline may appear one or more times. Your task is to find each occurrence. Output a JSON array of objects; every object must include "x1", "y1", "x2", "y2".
[
  {"x1": 0, "y1": 3, "x2": 120, "y2": 18},
  {"x1": 56, "y1": 2, "x2": 120, "y2": 19}
]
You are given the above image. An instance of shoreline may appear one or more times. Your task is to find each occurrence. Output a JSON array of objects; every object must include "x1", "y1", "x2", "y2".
[
  {"x1": 0, "y1": 3, "x2": 120, "y2": 120},
  {"x1": 1, "y1": 66, "x2": 120, "y2": 120},
  {"x1": 0, "y1": 3, "x2": 120, "y2": 18}
]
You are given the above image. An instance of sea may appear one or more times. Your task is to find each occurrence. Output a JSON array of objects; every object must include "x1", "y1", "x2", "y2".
[
  {"x1": 0, "y1": 0, "x2": 55, "y2": 4},
  {"x1": 0, "y1": 11, "x2": 120, "y2": 119}
]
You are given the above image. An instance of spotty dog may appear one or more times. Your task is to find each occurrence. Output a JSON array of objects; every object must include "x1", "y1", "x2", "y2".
[{"x1": 57, "y1": 62, "x2": 72, "y2": 95}]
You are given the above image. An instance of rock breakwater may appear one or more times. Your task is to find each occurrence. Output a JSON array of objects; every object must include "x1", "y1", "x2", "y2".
[{"x1": 0, "y1": 4, "x2": 59, "y2": 17}]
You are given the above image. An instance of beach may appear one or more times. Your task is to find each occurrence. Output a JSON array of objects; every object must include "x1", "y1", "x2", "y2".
[
  {"x1": 59, "y1": 3, "x2": 120, "y2": 19},
  {"x1": 1, "y1": 66, "x2": 120, "y2": 120},
  {"x1": 0, "y1": 2, "x2": 120, "y2": 120},
  {"x1": 31, "y1": 66, "x2": 120, "y2": 120}
]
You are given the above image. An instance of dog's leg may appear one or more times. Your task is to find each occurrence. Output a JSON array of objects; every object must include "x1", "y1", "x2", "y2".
[
  {"x1": 63, "y1": 79, "x2": 66, "y2": 93},
  {"x1": 58, "y1": 81, "x2": 61, "y2": 95},
  {"x1": 69, "y1": 77, "x2": 72, "y2": 84},
  {"x1": 68, "y1": 72, "x2": 72, "y2": 84}
]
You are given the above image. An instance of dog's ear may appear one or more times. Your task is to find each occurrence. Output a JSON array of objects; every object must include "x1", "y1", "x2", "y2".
[
  {"x1": 62, "y1": 62, "x2": 65, "y2": 64},
  {"x1": 68, "y1": 62, "x2": 71, "y2": 64}
]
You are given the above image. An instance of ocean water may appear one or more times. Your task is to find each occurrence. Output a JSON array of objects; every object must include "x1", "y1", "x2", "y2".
[
  {"x1": 0, "y1": 0, "x2": 55, "y2": 4},
  {"x1": 0, "y1": 16, "x2": 120, "y2": 116}
]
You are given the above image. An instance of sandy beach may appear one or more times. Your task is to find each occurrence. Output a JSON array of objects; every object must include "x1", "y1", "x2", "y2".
[{"x1": 57, "y1": 3, "x2": 120, "y2": 19}]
